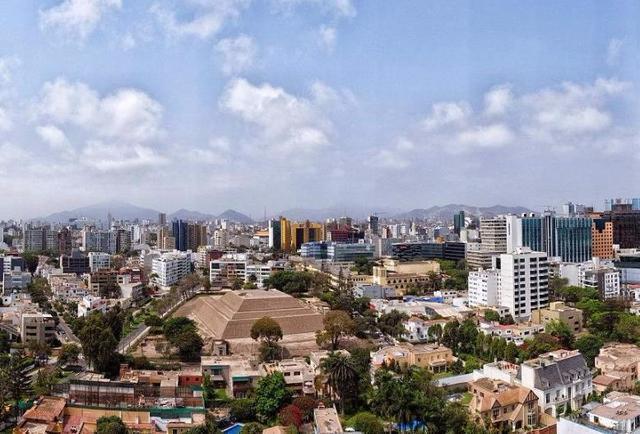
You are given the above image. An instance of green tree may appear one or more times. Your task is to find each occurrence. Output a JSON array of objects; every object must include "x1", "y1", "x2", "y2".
[
  {"x1": 483, "y1": 309, "x2": 500, "y2": 322},
  {"x1": 58, "y1": 343, "x2": 81, "y2": 366},
  {"x1": 347, "y1": 412, "x2": 384, "y2": 434},
  {"x1": 427, "y1": 323, "x2": 443, "y2": 343},
  {"x1": 545, "y1": 320, "x2": 575, "y2": 349},
  {"x1": 79, "y1": 314, "x2": 118, "y2": 374},
  {"x1": 250, "y1": 317, "x2": 283, "y2": 344},
  {"x1": 615, "y1": 314, "x2": 640, "y2": 344},
  {"x1": 321, "y1": 352, "x2": 358, "y2": 414},
  {"x1": 254, "y1": 372, "x2": 290, "y2": 423},
  {"x1": 524, "y1": 333, "x2": 561, "y2": 359},
  {"x1": 96, "y1": 416, "x2": 128, "y2": 434},
  {"x1": 316, "y1": 310, "x2": 356, "y2": 350},
  {"x1": 574, "y1": 334, "x2": 604, "y2": 367},
  {"x1": 32, "y1": 367, "x2": 60, "y2": 396},
  {"x1": 240, "y1": 423, "x2": 265, "y2": 434},
  {"x1": 229, "y1": 398, "x2": 256, "y2": 422},
  {"x1": 377, "y1": 310, "x2": 409, "y2": 338}
]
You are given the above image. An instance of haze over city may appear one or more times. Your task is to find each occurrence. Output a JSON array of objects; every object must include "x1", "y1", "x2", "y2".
[{"x1": 1, "y1": 1, "x2": 640, "y2": 218}]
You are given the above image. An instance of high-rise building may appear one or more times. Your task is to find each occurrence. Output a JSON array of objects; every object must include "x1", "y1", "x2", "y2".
[
  {"x1": 508, "y1": 214, "x2": 592, "y2": 263},
  {"x1": 592, "y1": 219, "x2": 614, "y2": 259},
  {"x1": 368, "y1": 215, "x2": 379, "y2": 235},
  {"x1": 468, "y1": 247, "x2": 549, "y2": 319},
  {"x1": 152, "y1": 252, "x2": 191, "y2": 287},
  {"x1": 268, "y1": 219, "x2": 282, "y2": 250},
  {"x1": 88, "y1": 252, "x2": 111, "y2": 273},
  {"x1": 453, "y1": 211, "x2": 465, "y2": 235},
  {"x1": 279, "y1": 217, "x2": 324, "y2": 252},
  {"x1": 172, "y1": 220, "x2": 188, "y2": 251},
  {"x1": 57, "y1": 227, "x2": 73, "y2": 255},
  {"x1": 187, "y1": 223, "x2": 207, "y2": 251},
  {"x1": 467, "y1": 217, "x2": 508, "y2": 270},
  {"x1": 597, "y1": 204, "x2": 640, "y2": 249},
  {"x1": 159, "y1": 212, "x2": 167, "y2": 225},
  {"x1": 60, "y1": 250, "x2": 90, "y2": 275}
]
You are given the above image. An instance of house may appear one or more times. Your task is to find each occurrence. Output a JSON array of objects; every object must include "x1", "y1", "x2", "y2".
[
  {"x1": 261, "y1": 358, "x2": 315, "y2": 396},
  {"x1": 468, "y1": 378, "x2": 540, "y2": 431},
  {"x1": 558, "y1": 392, "x2": 640, "y2": 433},
  {"x1": 314, "y1": 405, "x2": 343, "y2": 434},
  {"x1": 520, "y1": 349, "x2": 593, "y2": 417},
  {"x1": 593, "y1": 343, "x2": 640, "y2": 392},
  {"x1": 371, "y1": 343, "x2": 456, "y2": 373},
  {"x1": 531, "y1": 302, "x2": 584, "y2": 335},
  {"x1": 401, "y1": 316, "x2": 448, "y2": 343}
]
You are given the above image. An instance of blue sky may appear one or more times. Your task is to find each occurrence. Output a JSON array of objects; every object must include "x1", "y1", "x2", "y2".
[{"x1": 0, "y1": 0, "x2": 639, "y2": 218}]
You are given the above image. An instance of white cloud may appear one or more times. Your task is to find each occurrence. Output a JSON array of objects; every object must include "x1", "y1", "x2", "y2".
[
  {"x1": 215, "y1": 35, "x2": 257, "y2": 76},
  {"x1": 0, "y1": 57, "x2": 20, "y2": 88},
  {"x1": 484, "y1": 84, "x2": 512, "y2": 116},
  {"x1": 36, "y1": 78, "x2": 164, "y2": 143},
  {"x1": 376, "y1": 77, "x2": 635, "y2": 164},
  {"x1": 607, "y1": 38, "x2": 623, "y2": 66},
  {"x1": 152, "y1": 0, "x2": 249, "y2": 40},
  {"x1": 220, "y1": 78, "x2": 332, "y2": 154},
  {"x1": 34, "y1": 78, "x2": 166, "y2": 171},
  {"x1": 82, "y1": 141, "x2": 168, "y2": 171},
  {"x1": 36, "y1": 124, "x2": 75, "y2": 157},
  {"x1": 318, "y1": 25, "x2": 337, "y2": 52},
  {"x1": 422, "y1": 101, "x2": 471, "y2": 131},
  {"x1": 273, "y1": 0, "x2": 356, "y2": 18},
  {"x1": 39, "y1": 0, "x2": 122, "y2": 41}
]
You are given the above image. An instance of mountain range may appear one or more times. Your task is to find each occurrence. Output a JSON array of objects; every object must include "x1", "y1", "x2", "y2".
[
  {"x1": 36, "y1": 201, "x2": 535, "y2": 224},
  {"x1": 37, "y1": 201, "x2": 255, "y2": 224}
]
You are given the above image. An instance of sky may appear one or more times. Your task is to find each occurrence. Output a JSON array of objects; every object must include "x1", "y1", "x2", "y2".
[{"x1": 0, "y1": 0, "x2": 640, "y2": 219}]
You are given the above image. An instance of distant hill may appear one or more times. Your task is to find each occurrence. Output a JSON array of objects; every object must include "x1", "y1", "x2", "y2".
[
  {"x1": 168, "y1": 209, "x2": 216, "y2": 221},
  {"x1": 40, "y1": 202, "x2": 254, "y2": 223},
  {"x1": 217, "y1": 209, "x2": 254, "y2": 224},
  {"x1": 395, "y1": 204, "x2": 536, "y2": 220},
  {"x1": 41, "y1": 200, "x2": 160, "y2": 222}
]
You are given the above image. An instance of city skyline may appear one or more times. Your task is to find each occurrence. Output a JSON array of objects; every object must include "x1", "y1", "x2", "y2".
[{"x1": 1, "y1": 1, "x2": 639, "y2": 217}]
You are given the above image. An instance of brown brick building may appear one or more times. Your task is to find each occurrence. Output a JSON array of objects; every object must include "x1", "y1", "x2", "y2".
[{"x1": 592, "y1": 218, "x2": 614, "y2": 259}]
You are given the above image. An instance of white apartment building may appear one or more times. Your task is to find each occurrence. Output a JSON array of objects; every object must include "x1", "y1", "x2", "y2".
[
  {"x1": 77, "y1": 295, "x2": 109, "y2": 317},
  {"x1": 210, "y1": 259, "x2": 285, "y2": 288},
  {"x1": 88, "y1": 252, "x2": 111, "y2": 273},
  {"x1": 499, "y1": 247, "x2": 549, "y2": 319},
  {"x1": 468, "y1": 269, "x2": 501, "y2": 308},
  {"x1": 560, "y1": 258, "x2": 621, "y2": 299},
  {"x1": 467, "y1": 247, "x2": 549, "y2": 319},
  {"x1": 152, "y1": 252, "x2": 191, "y2": 287}
]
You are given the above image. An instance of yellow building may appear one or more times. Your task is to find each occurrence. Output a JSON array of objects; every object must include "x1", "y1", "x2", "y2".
[
  {"x1": 280, "y1": 217, "x2": 325, "y2": 252},
  {"x1": 371, "y1": 343, "x2": 455, "y2": 373},
  {"x1": 372, "y1": 259, "x2": 441, "y2": 295},
  {"x1": 531, "y1": 301, "x2": 583, "y2": 334}
]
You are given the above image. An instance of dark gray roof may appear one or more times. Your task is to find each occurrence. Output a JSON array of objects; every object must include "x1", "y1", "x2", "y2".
[{"x1": 531, "y1": 354, "x2": 590, "y2": 390}]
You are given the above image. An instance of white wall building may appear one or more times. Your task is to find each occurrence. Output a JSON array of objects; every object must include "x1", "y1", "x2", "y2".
[
  {"x1": 152, "y1": 251, "x2": 191, "y2": 287},
  {"x1": 77, "y1": 295, "x2": 108, "y2": 317},
  {"x1": 467, "y1": 247, "x2": 549, "y2": 319},
  {"x1": 88, "y1": 252, "x2": 111, "y2": 273},
  {"x1": 499, "y1": 247, "x2": 550, "y2": 319},
  {"x1": 468, "y1": 269, "x2": 501, "y2": 308}
]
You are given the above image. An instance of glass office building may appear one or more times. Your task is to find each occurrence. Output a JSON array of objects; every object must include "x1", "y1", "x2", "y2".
[{"x1": 519, "y1": 215, "x2": 591, "y2": 263}]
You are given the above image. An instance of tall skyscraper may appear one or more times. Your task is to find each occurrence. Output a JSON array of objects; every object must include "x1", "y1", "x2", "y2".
[
  {"x1": 453, "y1": 211, "x2": 465, "y2": 235},
  {"x1": 268, "y1": 219, "x2": 282, "y2": 250},
  {"x1": 159, "y1": 212, "x2": 167, "y2": 225},
  {"x1": 172, "y1": 220, "x2": 188, "y2": 251},
  {"x1": 368, "y1": 215, "x2": 379, "y2": 235}
]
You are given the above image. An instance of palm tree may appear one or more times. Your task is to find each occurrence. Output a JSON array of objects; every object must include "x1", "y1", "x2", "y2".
[{"x1": 320, "y1": 352, "x2": 358, "y2": 414}]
